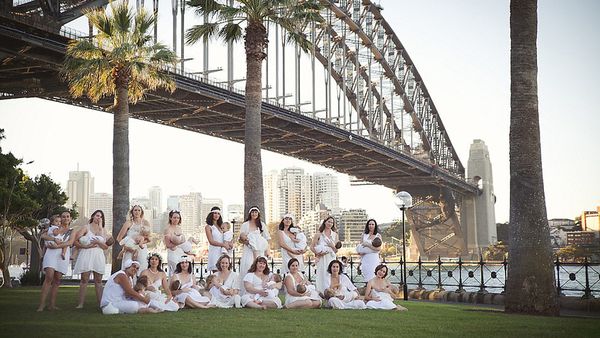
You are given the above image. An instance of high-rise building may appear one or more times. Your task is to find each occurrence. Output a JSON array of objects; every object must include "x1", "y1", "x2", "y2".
[
  {"x1": 298, "y1": 204, "x2": 332, "y2": 241},
  {"x1": 314, "y1": 172, "x2": 339, "y2": 213},
  {"x1": 89, "y1": 193, "x2": 113, "y2": 230},
  {"x1": 66, "y1": 170, "x2": 94, "y2": 220},
  {"x1": 227, "y1": 204, "x2": 244, "y2": 239},
  {"x1": 149, "y1": 186, "x2": 162, "y2": 218},
  {"x1": 131, "y1": 197, "x2": 151, "y2": 212},
  {"x1": 340, "y1": 209, "x2": 368, "y2": 243},
  {"x1": 264, "y1": 170, "x2": 280, "y2": 223},
  {"x1": 201, "y1": 198, "x2": 223, "y2": 224},
  {"x1": 278, "y1": 168, "x2": 314, "y2": 223},
  {"x1": 167, "y1": 195, "x2": 180, "y2": 212},
  {"x1": 178, "y1": 192, "x2": 203, "y2": 240}
]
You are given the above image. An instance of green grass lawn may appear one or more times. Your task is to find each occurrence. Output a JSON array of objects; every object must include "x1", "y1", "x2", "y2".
[{"x1": 1, "y1": 287, "x2": 599, "y2": 337}]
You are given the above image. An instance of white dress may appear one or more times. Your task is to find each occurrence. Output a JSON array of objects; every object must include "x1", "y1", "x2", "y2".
[
  {"x1": 284, "y1": 273, "x2": 321, "y2": 306},
  {"x1": 357, "y1": 233, "x2": 381, "y2": 282},
  {"x1": 209, "y1": 271, "x2": 241, "y2": 308},
  {"x1": 323, "y1": 274, "x2": 366, "y2": 310},
  {"x1": 366, "y1": 288, "x2": 398, "y2": 310},
  {"x1": 279, "y1": 231, "x2": 305, "y2": 275},
  {"x1": 73, "y1": 224, "x2": 106, "y2": 275},
  {"x1": 315, "y1": 231, "x2": 338, "y2": 293},
  {"x1": 42, "y1": 225, "x2": 71, "y2": 275},
  {"x1": 238, "y1": 221, "x2": 270, "y2": 280},
  {"x1": 207, "y1": 224, "x2": 224, "y2": 271},
  {"x1": 145, "y1": 276, "x2": 179, "y2": 312},
  {"x1": 240, "y1": 272, "x2": 282, "y2": 308},
  {"x1": 121, "y1": 222, "x2": 150, "y2": 275},
  {"x1": 167, "y1": 227, "x2": 185, "y2": 277},
  {"x1": 172, "y1": 273, "x2": 210, "y2": 305},
  {"x1": 100, "y1": 271, "x2": 139, "y2": 314}
]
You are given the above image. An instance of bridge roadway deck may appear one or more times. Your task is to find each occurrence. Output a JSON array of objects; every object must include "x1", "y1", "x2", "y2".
[{"x1": 0, "y1": 15, "x2": 477, "y2": 195}]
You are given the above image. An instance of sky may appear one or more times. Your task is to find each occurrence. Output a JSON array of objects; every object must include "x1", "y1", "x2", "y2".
[{"x1": 0, "y1": 0, "x2": 598, "y2": 224}]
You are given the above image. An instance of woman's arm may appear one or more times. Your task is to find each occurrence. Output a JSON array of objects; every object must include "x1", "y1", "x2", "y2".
[
  {"x1": 363, "y1": 280, "x2": 376, "y2": 301},
  {"x1": 115, "y1": 221, "x2": 130, "y2": 243},
  {"x1": 284, "y1": 275, "x2": 305, "y2": 296},
  {"x1": 114, "y1": 273, "x2": 149, "y2": 303},
  {"x1": 309, "y1": 232, "x2": 320, "y2": 254},
  {"x1": 205, "y1": 224, "x2": 225, "y2": 247},
  {"x1": 244, "y1": 280, "x2": 268, "y2": 296},
  {"x1": 278, "y1": 231, "x2": 300, "y2": 255},
  {"x1": 161, "y1": 273, "x2": 173, "y2": 299}
]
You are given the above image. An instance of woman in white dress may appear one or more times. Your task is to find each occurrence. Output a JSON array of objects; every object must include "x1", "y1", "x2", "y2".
[
  {"x1": 163, "y1": 210, "x2": 185, "y2": 276},
  {"x1": 241, "y1": 256, "x2": 282, "y2": 309},
  {"x1": 209, "y1": 254, "x2": 242, "y2": 308},
  {"x1": 171, "y1": 256, "x2": 212, "y2": 309},
  {"x1": 100, "y1": 259, "x2": 157, "y2": 314},
  {"x1": 283, "y1": 258, "x2": 321, "y2": 309},
  {"x1": 139, "y1": 253, "x2": 179, "y2": 312},
  {"x1": 310, "y1": 216, "x2": 339, "y2": 293},
  {"x1": 116, "y1": 205, "x2": 151, "y2": 276},
  {"x1": 74, "y1": 210, "x2": 111, "y2": 309},
  {"x1": 357, "y1": 219, "x2": 382, "y2": 282},
  {"x1": 205, "y1": 206, "x2": 231, "y2": 273},
  {"x1": 37, "y1": 211, "x2": 75, "y2": 312},
  {"x1": 323, "y1": 259, "x2": 366, "y2": 310},
  {"x1": 238, "y1": 206, "x2": 270, "y2": 283},
  {"x1": 365, "y1": 264, "x2": 407, "y2": 311},
  {"x1": 278, "y1": 215, "x2": 306, "y2": 275}
]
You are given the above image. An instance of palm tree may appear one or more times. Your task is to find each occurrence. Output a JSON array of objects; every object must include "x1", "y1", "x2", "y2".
[
  {"x1": 506, "y1": 0, "x2": 559, "y2": 315},
  {"x1": 185, "y1": 0, "x2": 323, "y2": 213},
  {"x1": 62, "y1": 1, "x2": 177, "y2": 272}
]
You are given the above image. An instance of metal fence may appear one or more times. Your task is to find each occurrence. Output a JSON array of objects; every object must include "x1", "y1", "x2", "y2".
[{"x1": 179, "y1": 256, "x2": 600, "y2": 298}]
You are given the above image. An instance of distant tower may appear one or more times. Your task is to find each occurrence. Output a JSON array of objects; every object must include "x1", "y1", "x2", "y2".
[
  {"x1": 67, "y1": 170, "x2": 94, "y2": 219},
  {"x1": 465, "y1": 140, "x2": 497, "y2": 251}
]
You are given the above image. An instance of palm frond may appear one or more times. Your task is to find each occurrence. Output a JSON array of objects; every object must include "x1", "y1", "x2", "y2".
[
  {"x1": 187, "y1": 0, "x2": 224, "y2": 18},
  {"x1": 186, "y1": 23, "x2": 221, "y2": 44},
  {"x1": 218, "y1": 22, "x2": 243, "y2": 42}
]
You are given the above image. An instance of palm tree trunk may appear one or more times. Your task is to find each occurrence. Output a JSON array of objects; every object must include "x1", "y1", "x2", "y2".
[
  {"x1": 111, "y1": 81, "x2": 130, "y2": 273},
  {"x1": 243, "y1": 22, "x2": 267, "y2": 213},
  {"x1": 506, "y1": 0, "x2": 559, "y2": 315}
]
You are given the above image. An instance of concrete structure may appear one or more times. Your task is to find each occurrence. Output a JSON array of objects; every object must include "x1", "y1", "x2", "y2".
[
  {"x1": 149, "y1": 186, "x2": 162, "y2": 217},
  {"x1": 314, "y1": 172, "x2": 340, "y2": 213},
  {"x1": 340, "y1": 209, "x2": 368, "y2": 243},
  {"x1": 178, "y1": 192, "x2": 203, "y2": 242},
  {"x1": 581, "y1": 207, "x2": 600, "y2": 240},
  {"x1": 89, "y1": 192, "x2": 112, "y2": 230},
  {"x1": 462, "y1": 139, "x2": 497, "y2": 254},
  {"x1": 166, "y1": 195, "x2": 180, "y2": 212},
  {"x1": 264, "y1": 170, "x2": 281, "y2": 223},
  {"x1": 66, "y1": 170, "x2": 94, "y2": 220},
  {"x1": 567, "y1": 231, "x2": 596, "y2": 246}
]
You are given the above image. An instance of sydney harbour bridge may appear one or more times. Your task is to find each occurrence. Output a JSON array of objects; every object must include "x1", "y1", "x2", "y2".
[{"x1": 0, "y1": 0, "x2": 496, "y2": 258}]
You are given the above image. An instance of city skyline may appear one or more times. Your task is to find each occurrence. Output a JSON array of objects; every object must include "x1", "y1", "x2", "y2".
[{"x1": 0, "y1": 1, "x2": 599, "y2": 224}]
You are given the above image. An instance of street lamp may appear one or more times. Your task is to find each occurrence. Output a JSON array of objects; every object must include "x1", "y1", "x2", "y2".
[
  {"x1": 394, "y1": 191, "x2": 412, "y2": 301},
  {"x1": 231, "y1": 219, "x2": 236, "y2": 272}
]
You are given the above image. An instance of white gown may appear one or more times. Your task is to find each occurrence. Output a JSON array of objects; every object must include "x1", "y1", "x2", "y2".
[
  {"x1": 279, "y1": 231, "x2": 305, "y2": 275},
  {"x1": 209, "y1": 271, "x2": 241, "y2": 308},
  {"x1": 366, "y1": 289, "x2": 399, "y2": 310},
  {"x1": 172, "y1": 273, "x2": 210, "y2": 305},
  {"x1": 100, "y1": 271, "x2": 139, "y2": 314},
  {"x1": 73, "y1": 224, "x2": 106, "y2": 275},
  {"x1": 284, "y1": 273, "x2": 321, "y2": 306},
  {"x1": 357, "y1": 233, "x2": 381, "y2": 282},
  {"x1": 207, "y1": 224, "x2": 224, "y2": 271},
  {"x1": 315, "y1": 231, "x2": 338, "y2": 293},
  {"x1": 240, "y1": 272, "x2": 282, "y2": 308},
  {"x1": 238, "y1": 221, "x2": 270, "y2": 283},
  {"x1": 167, "y1": 227, "x2": 185, "y2": 277},
  {"x1": 42, "y1": 225, "x2": 71, "y2": 275},
  {"x1": 323, "y1": 274, "x2": 366, "y2": 310},
  {"x1": 121, "y1": 222, "x2": 150, "y2": 275},
  {"x1": 146, "y1": 277, "x2": 179, "y2": 311}
]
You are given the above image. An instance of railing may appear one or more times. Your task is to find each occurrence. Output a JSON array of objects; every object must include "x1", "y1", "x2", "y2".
[{"x1": 173, "y1": 256, "x2": 600, "y2": 298}]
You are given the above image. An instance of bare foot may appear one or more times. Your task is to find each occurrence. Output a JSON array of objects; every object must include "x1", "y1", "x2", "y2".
[
  {"x1": 36, "y1": 306, "x2": 45, "y2": 312},
  {"x1": 75, "y1": 304, "x2": 84, "y2": 309},
  {"x1": 49, "y1": 306, "x2": 60, "y2": 311}
]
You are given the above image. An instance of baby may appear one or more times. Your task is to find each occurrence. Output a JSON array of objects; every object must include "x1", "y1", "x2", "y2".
[
  {"x1": 356, "y1": 236, "x2": 381, "y2": 255},
  {"x1": 206, "y1": 274, "x2": 224, "y2": 299},
  {"x1": 289, "y1": 227, "x2": 307, "y2": 252},
  {"x1": 118, "y1": 227, "x2": 151, "y2": 260},
  {"x1": 170, "y1": 280, "x2": 181, "y2": 292},
  {"x1": 220, "y1": 222, "x2": 233, "y2": 255},
  {"x1": 133, "y1": 276, "x2": 162, "y2": 313},
  {"x1": 46, "y1": 219, "x2": 73, "y2": 260},
  {"x1": 254, "y1": 274, "x2": 281, "y2": 303},
  {"x1": 296, "y1": 284, "x2": 307, "y2": 294},
  {"x1": 314, "y1": 237, "x2": 342, "y2": 263},
  {"x1": 247, "y1": 229, "x2": 269, "y2": 260},
  {"x1": 323, "y1": 287, "x2": 343, "y2": 301}
]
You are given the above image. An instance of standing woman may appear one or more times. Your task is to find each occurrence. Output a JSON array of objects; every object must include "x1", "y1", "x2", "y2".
[
  {"x1": 37, "y1": 211, "x2": 75, "y2": 311},
  {"x1": 140, "y1": 253, "x2": 179, "y2": 312},
  {"x1": 205, "y1": 206, "x2": 230, "y2": 273},
  {"x1": 238, "y1": 206, "x2": 270, "y2": 281},
  {"x1": 116, "y1": 205, "x2": 152, "y2": 276},
  {"x1": 357, "y1": 219, "x2": 382, "y2": 282},
  {"x1": 209, "y1": 254, "x2": 242, "y2": 308},
  {"x1": 310, "y1": 216, "x2": 339, "y2": 293},
  {"x1": 164, "y1": 210, "x2": 184, "y2": 276},
  {"x1": 278, "y1": 214, "x2": 305, "y2": 274},
  {"x1": 73, "y1": 210, "x2": 111, "y2": 309}
]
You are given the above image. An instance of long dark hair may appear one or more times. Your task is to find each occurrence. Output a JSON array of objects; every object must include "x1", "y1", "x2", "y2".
[
  {"x1": 88, "y1": 210, "x2": 105, "y2": 228},
  {"x1": 175, "y1": 259, "x2": 193, "y2": 274},
  {"x1": 278, "y1": 217, "x2": 295, "y2": 231},
  {"x1": 327, "y1": 259, "x2": 343, "y2": 274},
  {"x1": 147, "y1": 253, "x2": 163, "y2": 272},
  {"x1": 248, "y1": 256, "x2": 270, "y2": 275},
  {"x1": 363, "y1": 219, "x2": 378, "y2": 235},
  {"x1": 168, "y1": 210, "x2": 182, "y2": 225},
  {"x1": 245, "y1": 206, "x2": 264, "y2": 233},
  {"x1": 318, "y1": 216, "x2": 336, "y2": 233},
  {"x1": 206, "y1": 206, "x2": 223, "y2": 226}
]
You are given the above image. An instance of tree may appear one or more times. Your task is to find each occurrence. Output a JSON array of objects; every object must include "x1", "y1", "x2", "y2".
[
  {"x1": 186, "y1": 0, "x2": 323, "y2": 213},
  {"x1": 62, "y1": 1, "x2": 177, "y2": 273},
  {"x1": 482, "y1": 241, "x2": 508, "y2": 261},
  {"x1": 506, "y1": 0, "x2": 559, "y2": 315},
  {"x1": 0, "y1": 129, "x2": 38, "y2": 287}
]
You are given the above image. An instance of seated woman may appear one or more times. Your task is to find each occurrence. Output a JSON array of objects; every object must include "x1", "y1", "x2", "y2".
[
  {"x1": 323, "y1": 259, "x2": 366, "y2": 310},
  {"x1": 208, "y1": 254, "x2": 242, "y2": 308},
  {"x1": 283, "y1": 258, "x2": 321, "y2": 309},
  {"x1": 139, "y1": 253, "x2": 179, "y2": 312},
  {"x1": 170, "y1": 256, "x2": 212, "y2": 309},
  {"x1": 100, "y1": 260, "x2": 158, "y2": 314},
  {"x1": 241, "y1": 256, "x2": 282, "y2": 309},
  {"x1": 364, "y1": 264, "x2": 407, "y2": 311}
]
